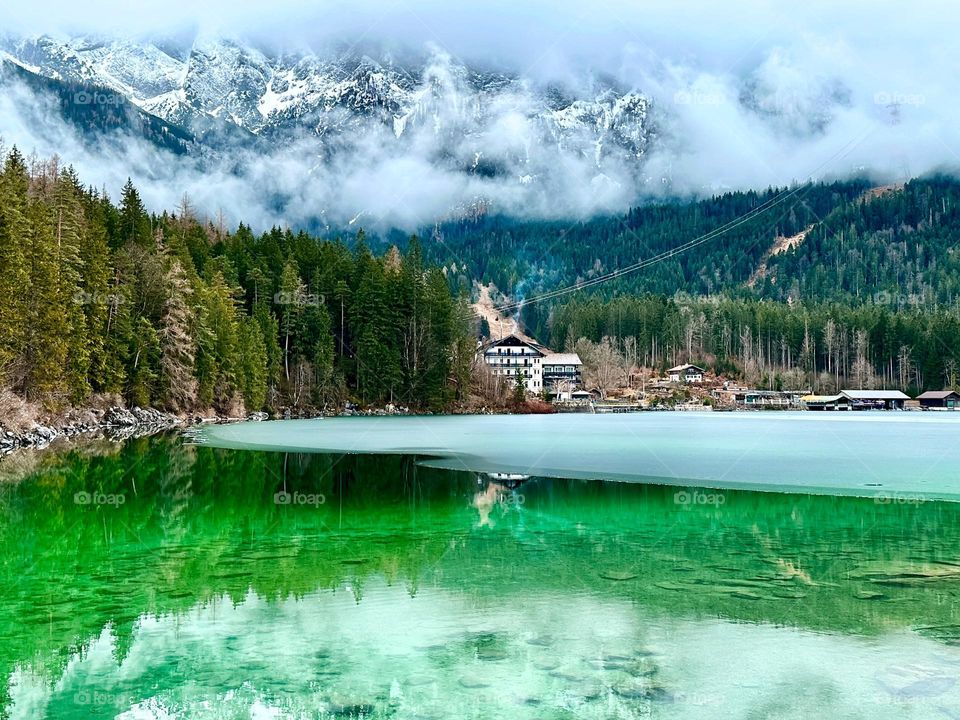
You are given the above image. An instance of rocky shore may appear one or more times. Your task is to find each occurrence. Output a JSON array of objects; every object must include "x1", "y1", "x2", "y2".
[
  {"x1": 0, "y1": 399, "x2": 536, "y2": 458},
  {"x1": 0, "y1": 406, "x2": 182, "y2": 454}
]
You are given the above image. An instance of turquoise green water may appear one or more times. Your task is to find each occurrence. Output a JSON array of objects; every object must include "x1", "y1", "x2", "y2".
[{"x1": 3, "y1": 418, "x2": 960, "y2": 718}]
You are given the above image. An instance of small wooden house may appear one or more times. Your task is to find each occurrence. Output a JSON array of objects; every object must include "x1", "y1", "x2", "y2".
[{"x1": 667, "y1": 364, "x2": 705, "y2": 383}]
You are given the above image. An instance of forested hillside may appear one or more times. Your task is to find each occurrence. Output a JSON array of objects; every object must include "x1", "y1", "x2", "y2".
[
  {"x1": 429, "y1": 180, "x2": 871, "y2": 301},
  {"x1": 417, "y1": 177, "x2": 960, "y2": 394},
  {"x1": 5, "y1": 138, "x2": 960, "y2": 410},
  {"x1": 765, "y1": 177, "x2": 960, "y2": 303},
  {"x1": 0, "y1": 146, "x2": 474, "y2": 414},
  {"x1": 548, "y1": 295, "x2": 960, "y2": 395},
  {"x1": 431, "y1": 177, "x2": 960, "y2": 308}
]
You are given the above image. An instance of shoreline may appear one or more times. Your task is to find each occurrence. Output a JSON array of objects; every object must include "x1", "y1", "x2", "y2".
[
  {"x1": 1, "y1": 400, "x2": 944, "y2": 461},
  {"x1": 0, "y1": 406, "x2": 184, "y2": 455},
  {"x1": 0, "y1": 402, "x2": 485, "y2": 459}
]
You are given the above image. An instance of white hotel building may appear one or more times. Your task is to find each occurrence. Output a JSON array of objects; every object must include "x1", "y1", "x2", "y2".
[{"x1": 480, "y1": 334, "x2": 583, "y2": 399}]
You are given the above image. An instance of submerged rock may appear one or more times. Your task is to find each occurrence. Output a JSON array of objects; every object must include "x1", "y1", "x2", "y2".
[
  {"x1": 847, "y1": 562, "x2": 960, "y2": 586},
  {"x1": 525, "y1": 634, "x2": 555, "y2": 647},
  {"x1": 458, "y1": 677, "x2": 491, "y2": 689},
  {"x1": 654, "y1": 581, "x2": 689, "y2": 592},
  {"x1": 599, "y1": 570, "x2": 638, "y2": 581},
  {"x1": 476, "y1": 647, "x2": 508, "y2": 661},
  {"x1": 578, "y1": 683, "x2": 605, "y2": 701},
  {"x1": 404, "y1": 674, "x2": 434, "y2": 687},
  {"x1": 533, "y1": 660, "x2": 560, "y2": 671},
  {"x1": 915, "y1": 624, "x2": 960, "y2": 645},
  {"x1": 612, "y1": 680, "x2": 675, "y2": 702},
  {"x1": 548, "y1": 669, "x2": 585, "y2": 682},
  {"x1": 623, "y1": 661, "x2": 659, "y2": 678}
]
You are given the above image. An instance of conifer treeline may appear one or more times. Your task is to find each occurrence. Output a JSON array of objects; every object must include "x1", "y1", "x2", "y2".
[
  {"x1": 0, "y1": 148, "x2": 474, "y2": 413},
  {"x1": 550, "y1": 294, "x2": 960, "y2": 394}
]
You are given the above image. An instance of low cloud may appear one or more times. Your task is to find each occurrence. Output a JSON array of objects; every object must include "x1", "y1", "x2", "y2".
[
  {"x1": 0, "y1": 1, "x2": 957, "y2": 231},
  {"x1": 0, "y1": 51, "x2": 645, "y2": 232}
]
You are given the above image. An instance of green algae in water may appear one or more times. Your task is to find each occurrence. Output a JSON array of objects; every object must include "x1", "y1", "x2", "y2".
[{"x1": 3, "y1": 430, "x2": 960, "y2": 718}]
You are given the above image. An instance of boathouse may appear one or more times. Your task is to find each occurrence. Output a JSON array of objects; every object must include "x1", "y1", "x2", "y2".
[
  {"x1": 802, "y1": 394, "x2": 848, "y2": 411},
  {"x1": 917, "y1": 390, "x2": 960, "y2": 409},
  {"x1": 840, "y1": 389, "x2": 911, "y2": 410}
]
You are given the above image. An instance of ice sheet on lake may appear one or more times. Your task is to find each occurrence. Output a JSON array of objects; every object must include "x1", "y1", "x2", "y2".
[{"x1": 199, "y1": 413, "x2": 960, "y2": 500}]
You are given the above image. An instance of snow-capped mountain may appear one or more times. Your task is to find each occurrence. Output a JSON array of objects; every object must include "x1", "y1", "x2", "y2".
[
  {"x1": 0, "y1": 34, "x2": 653, "y2": 165},
  {"x1": 0, "y1": 33, "x2": 662, "y2": 229}
]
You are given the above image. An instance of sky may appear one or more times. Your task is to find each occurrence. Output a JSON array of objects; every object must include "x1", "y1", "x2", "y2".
[{"x1": 1, "y1": 0, "x2": 958, "y2": 230}]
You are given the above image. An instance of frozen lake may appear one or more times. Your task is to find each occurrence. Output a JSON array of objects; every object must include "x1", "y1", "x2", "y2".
[{"x1": 201, "y1": 412, "x2": 960, "y2": 500}]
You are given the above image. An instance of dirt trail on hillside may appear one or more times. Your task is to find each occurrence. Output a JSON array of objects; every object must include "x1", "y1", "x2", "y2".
[
  {"x1": 747, "y1": 225, "x2": 814, "y2": 288},
  {"x1": 861, "y1": 183, "x2": 905, "y2": 202},
  {"x1": 473, "y1": 283, "x2": 537, "y2": 342}
]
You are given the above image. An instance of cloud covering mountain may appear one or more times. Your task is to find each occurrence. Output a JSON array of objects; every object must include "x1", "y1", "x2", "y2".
[{"x1": 0, "y1": 1, "x2": 956, "y2": 231}]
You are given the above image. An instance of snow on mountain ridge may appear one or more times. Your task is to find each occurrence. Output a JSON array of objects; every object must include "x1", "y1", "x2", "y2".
[
  {"x1": 0, "y1": 33, "x2": 657, "y2": 227},
  {"x1": 0, "y1": 34, "x2": 652, "y2": 163}
]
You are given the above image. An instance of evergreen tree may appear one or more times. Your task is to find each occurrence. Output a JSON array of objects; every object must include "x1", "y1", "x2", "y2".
[
  {"x1": 254, "y1": 303, "x2": 283, "y2": 405},
  {"x1": 127, "y1": 316, "x2": 161, "y2": 406},
  {"x1": 23, "y1": 194, "x2": 69, "y2": 400},
  {"x1": 158, "y1": 259, "x2": 198, "y2": 411},
  {"x1": 512, "y1": 370, "x2": 527, "y2": 405},
  {"x1": 80, "y1": 191, "x2": 122, "y2": 392},
  {"x1": 194, "y1": 273, "x2": 241, "y2": 410},
  {"x1": 117, "y1": 178, "x2": 151, "y2": 247},
  {"x1": 237, "y1": 316, "x2": 268, "y2": 411},
  {"x1": 0, "y1": 149, "x2": 29, "y2": 386},
  {"x1": 277, "y1": 260, "x2": 305, "y2": 383},
  {"x1": 53, "y1": 168, "x2": 92, "y2": 401}
]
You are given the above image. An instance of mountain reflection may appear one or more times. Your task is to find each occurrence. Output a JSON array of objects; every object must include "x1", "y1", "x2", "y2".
[{"x1": 4, "y1": 435, "x2": 960, "y2": 717}]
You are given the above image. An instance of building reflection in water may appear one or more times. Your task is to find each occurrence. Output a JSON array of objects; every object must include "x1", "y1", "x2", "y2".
[{"x1": 472, "y1": 472, "x2": 530, "y2": 527}]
